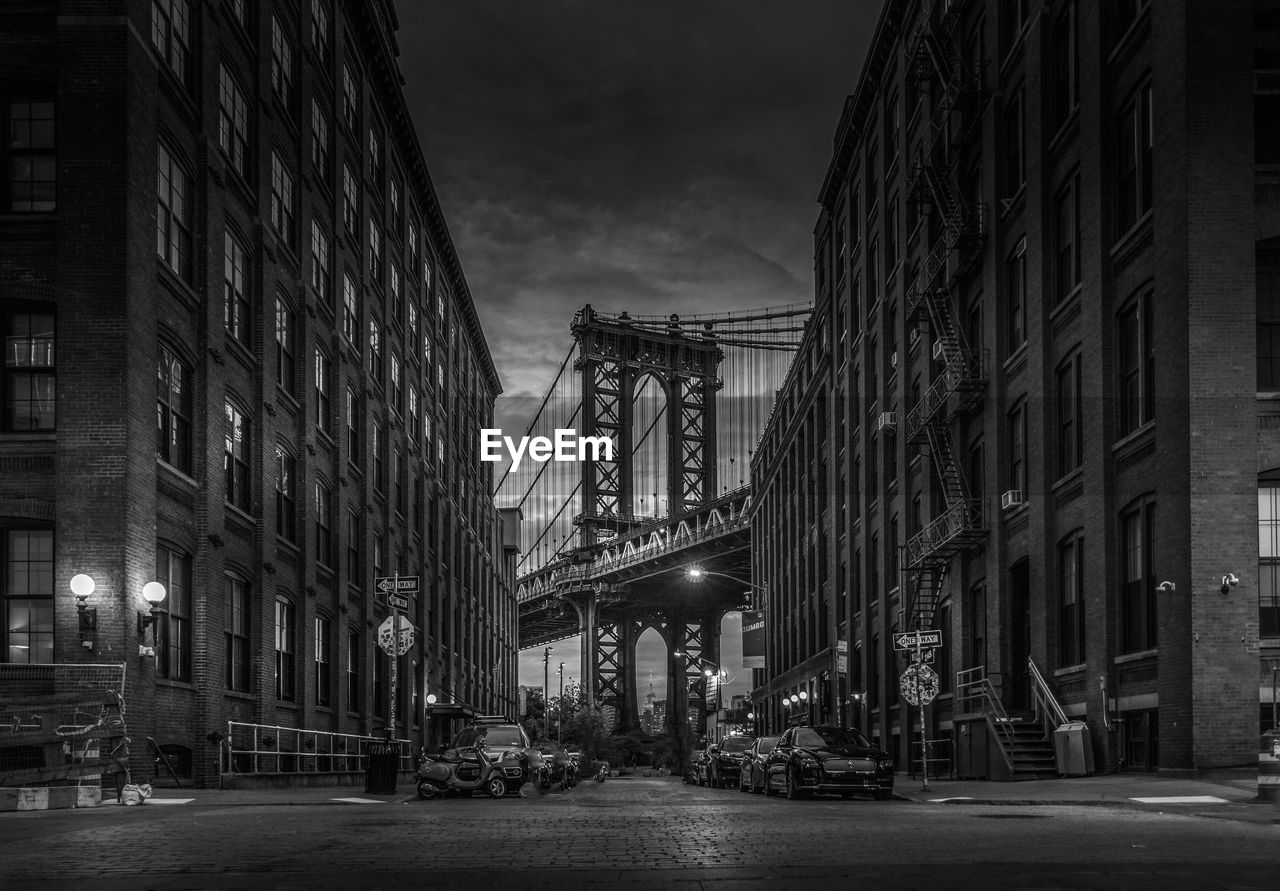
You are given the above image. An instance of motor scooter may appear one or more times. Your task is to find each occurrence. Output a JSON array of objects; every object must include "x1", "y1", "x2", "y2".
[{"x1": 416, "y1": 740, "x2": 520, "y2": 799}]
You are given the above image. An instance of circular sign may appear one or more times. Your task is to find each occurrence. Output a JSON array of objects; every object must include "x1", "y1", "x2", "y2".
[{"x1": 900, "y1": 663, "x2": 940, "y2": 706}]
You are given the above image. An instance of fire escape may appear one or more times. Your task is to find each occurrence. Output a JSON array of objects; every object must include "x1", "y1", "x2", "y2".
[{"x1": 902, "y1": 0, "x2": 990, "y2": 632}]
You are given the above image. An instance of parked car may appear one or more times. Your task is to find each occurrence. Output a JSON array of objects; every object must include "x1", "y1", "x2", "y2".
[
  {"x1": 445, "y1": 717, "x2": 545, "y2": 794},
  {"x1": 737, "y1": 735, "x2": 779, "y2": 793},
  {"x1": 687, "y1": 746, "x2": 712, "y2": 785},
  {"x1": 706, "y1": 736, "x2": 753, "y2": 788},
  {"x1": 763, "y1": 725, "x2": 894, "y2": 800}
]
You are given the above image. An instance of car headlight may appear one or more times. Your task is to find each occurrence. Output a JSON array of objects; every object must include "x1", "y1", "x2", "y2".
[
  {"x1": 798, "y1": 756, "x2": 819, "y2": 769},
  {"x1": 877, "y1": 758, "x2": 893, "y2": 770}
]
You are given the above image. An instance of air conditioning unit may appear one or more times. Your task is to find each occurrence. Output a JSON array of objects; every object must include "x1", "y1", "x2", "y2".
[
  {"x1": 1001, "y1": 489, "x2": 1024, "y2": 510},
  {"x1": 889, "y1": 351, "x2": 898, "y2": 369},
  {"x1": 877, "y1": 411, "x2": 898, "y2": 431},
  {"x1": 932, "y1": 339, "x2": 945, "y2": 361}
]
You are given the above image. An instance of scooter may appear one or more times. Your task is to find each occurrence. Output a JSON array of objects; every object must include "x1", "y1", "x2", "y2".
[{"x1": 416, "y1": 740, "x2": 518, "y2": 799}]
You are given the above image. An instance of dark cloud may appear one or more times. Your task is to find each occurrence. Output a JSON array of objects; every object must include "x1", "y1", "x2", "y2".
[{"x1": 397, "y1": 1, "x2": 875, "y2": 695}]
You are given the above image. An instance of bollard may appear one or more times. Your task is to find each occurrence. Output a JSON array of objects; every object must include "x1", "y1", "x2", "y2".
[{"x1": 1258, "y1": 730, "x2": 1280, "y2": 803}]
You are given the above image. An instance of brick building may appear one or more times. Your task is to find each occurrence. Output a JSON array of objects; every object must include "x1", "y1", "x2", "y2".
[
  {"x1": 0, "y1": 0, "x2": 519, "y2": 786},
  {"x1": 751, "y1": 0, "x2": 1269, "y2": 775}
]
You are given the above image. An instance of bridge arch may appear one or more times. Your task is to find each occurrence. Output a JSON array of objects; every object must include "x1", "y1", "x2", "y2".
[{"x1": 631, "y1": 371, "x2": 671, "y2": 520}]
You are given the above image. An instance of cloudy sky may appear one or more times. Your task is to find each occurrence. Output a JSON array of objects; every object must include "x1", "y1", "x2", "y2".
[{"x1": 395, "y1": 2, "x2": 876, "y2": 703}]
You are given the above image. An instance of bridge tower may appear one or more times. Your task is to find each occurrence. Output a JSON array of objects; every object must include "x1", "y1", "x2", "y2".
[{"x1": 568, "y1": 305, "x2": 725, "y2": 733}]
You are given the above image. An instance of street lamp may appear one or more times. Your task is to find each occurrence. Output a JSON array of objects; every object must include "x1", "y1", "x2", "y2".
[
  {"x1": 70, "y1": 573, "x2": 97, "y2": 651},
  {"x1": 557, "y1": 661, "x2": 565, "y2": 743},
  {"x1": 542, "y1": 646, "x2": 553, "y2": 740},
  {"x1": 138, "y1": 581, "x2": 167, "y2": 659}
]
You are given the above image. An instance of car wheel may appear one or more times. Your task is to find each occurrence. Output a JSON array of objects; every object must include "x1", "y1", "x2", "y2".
[
  {"x1": 485, "y1": 776, "x2": 508, "y2": 799},
  {"x1": 416, "y1": 779, "x2": 440, "y2": 800},
  {"x1": 873, "y1": 790, "x2": 893, "y2": 801},
  {"x1": 739, "y1": 774, "x2": 749, "y2": 793},
  {"x1": 785, "y1": 767, "x2": 804, "y2": 801},
  {"x1": 763, "y1": 771, "x2": 777, "y2": 797}
]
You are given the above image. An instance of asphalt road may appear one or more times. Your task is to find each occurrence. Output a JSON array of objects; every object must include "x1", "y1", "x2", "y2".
[{"x1": 2, "y1": 776, "x2": 1277, "y2": 889}]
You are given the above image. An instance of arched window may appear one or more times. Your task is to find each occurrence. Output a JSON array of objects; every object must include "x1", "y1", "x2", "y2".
[
  {"x1": 224, "y1": 398, "x2": 251, "y2": 511},
  {"x1": 156, "y1": 543, "x2": 191, "y2": 681},
  {"x1": 274, "y1": 595, "x2": 296, "y2": 700},
  {"x1": 225, "y1": 573, "x2": 250, "y2": 692},
  {"x1": 1119, "y1": 495, "x2": 1156, "y2": 652}
]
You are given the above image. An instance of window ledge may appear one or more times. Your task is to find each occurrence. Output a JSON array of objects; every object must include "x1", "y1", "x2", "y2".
[
  {"x1": 1002, "y1": 342, "x2": 1029, "y2": 378},
  {"x1": 1053, "y1": 663, "x2": 1087, "y2": 678},
  {"x1": 999, "y1": 184, "x2": 1027, "y2": 221},
  {"x1": 225, "y1": 503, "x2": 256, "y2": 528},
  {"x1": 1113, "y1": 648, "x2": 1158, "y2": 665},
  {"x1": 224, "y1": 690, "x2": 255, "y2": 701},
  {"x1": 157, "y1": 460, "x2": 198, "y2": 490},
  {"x1": 1110, "y1": 211, "x2": 1154, "y2": 265},
  {"x1": 155, "y1": 678, "x2": 197, "y2": 692},
  {"x1": 0, "y1": 432, "x2": 56, "y2": 444},
  {"x1": 1111, "y1": 421, "x2": 1156, "y2": 462},
  {"x1": 1051, "y1": 466, "x2": 1084, "y2": 495},
  {"x1": 1047, "y1": 110, "x2": 1081, "y2": 156}
]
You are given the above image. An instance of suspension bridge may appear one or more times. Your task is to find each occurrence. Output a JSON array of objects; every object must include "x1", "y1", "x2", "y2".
[{"x1": 495, "y1": 303, "x2": 810, "y2": 741}]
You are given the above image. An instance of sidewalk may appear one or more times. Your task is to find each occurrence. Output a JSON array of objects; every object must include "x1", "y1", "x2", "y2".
[
  {"x1": 893, "y1": 769, "x2": 1280, "y2": 823},
  {"x1": 115, "y1": 784, "x2": 418, "y2": 807}
]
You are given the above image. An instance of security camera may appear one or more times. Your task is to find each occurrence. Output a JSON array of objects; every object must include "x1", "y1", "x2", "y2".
[
  {"x1": 1227, "y1": 573, "x2": 1239, "y2": 587},
  {"x1": 1156, "y1": 580, "x2": 1176, "y2": 592}
]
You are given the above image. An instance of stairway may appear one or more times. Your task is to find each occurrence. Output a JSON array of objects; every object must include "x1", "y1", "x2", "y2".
[{"x1": 1005, "y1": 719, "x2": 1058, "y2": 780}]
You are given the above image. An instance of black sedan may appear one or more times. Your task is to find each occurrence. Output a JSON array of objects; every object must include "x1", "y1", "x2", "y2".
[
  {"x1": 763, "y1": 725, "x2": 894, "y2": 800},
  {"x1": 705, "y1": 736, "x2": 753, "y2": 788},
  {"x1": 737, "y1": 735, "x2": 779, "y2": 793}
]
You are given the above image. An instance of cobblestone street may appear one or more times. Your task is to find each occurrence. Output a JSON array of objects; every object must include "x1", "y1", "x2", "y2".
[{"x1": 2, "y1": 776, "x2": 1278, "y2": 889}]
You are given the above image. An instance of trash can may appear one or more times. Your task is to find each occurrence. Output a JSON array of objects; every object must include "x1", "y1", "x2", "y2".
[
  {"x1": 365, "y1": 741, "x2": 400, "y2": 794},
  {"x1": 1258, "y1": 730, "x2": 1280, "y2": 803},
  {"x1": 1053, "y1": 721, "x2": 1094, "y2": 777}
]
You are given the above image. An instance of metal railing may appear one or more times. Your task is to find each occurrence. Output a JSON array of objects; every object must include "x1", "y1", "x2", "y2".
[
  {"x1": 220, "y1": 722, "x2": 414, "y2": 776},
  {"x1": 1028, "y1": 657, "x2": 1069, "y2": 738},
  {"x1": 909, "y1": 736, "x2": 954, "y2": 780},
  {"x1": 905, "y1": 499, "x2": 984, "y2": 566},
  {"x1": 954, "y1": 666, "x2": 1015, "y2": 776}
]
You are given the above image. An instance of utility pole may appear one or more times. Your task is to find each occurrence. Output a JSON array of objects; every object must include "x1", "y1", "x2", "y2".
[
  {"x1": 543, "y1": 646, "x2": 553, "y2": 740},
  {"x1": 558, "y1": 661, "x2": 565, "y2": 743}
]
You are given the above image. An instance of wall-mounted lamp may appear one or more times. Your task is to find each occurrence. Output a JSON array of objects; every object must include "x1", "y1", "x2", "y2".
[
  {"x1": 137, "y1": 581, "x2": 167, "y2": 658},
  {"x1": 70, "y1": 574, "x2": 97, "y2": 651},
  {"x1": 1156, "y1": 580, "x2": 1176, "y2": 593},
  {"x1": 1220, "y1": 573, "x2": 1239, "y2": 596}
]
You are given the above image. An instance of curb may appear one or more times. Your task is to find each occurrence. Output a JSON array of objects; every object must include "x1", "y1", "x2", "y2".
[{"x1": 0, "y1": 786, "x2": 101, "y2": 812}]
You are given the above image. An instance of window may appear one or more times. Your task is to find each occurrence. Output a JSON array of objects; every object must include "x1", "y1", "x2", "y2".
[
  {"x1": 937, "y1": 600, "x2": 952, "y2": 694},
  {"x1": 151, "y1": 0, "x2": 192, "y2": 86},
  {"x1": 368, "y1": 218, "x2": 383, "y2": 282},
  {"x1": 1259, "y1": 478, "x2": 1280, "y2": 637},
  {"x1": 1120, "y1": 498, "x2": 1156, "y2": 652},
  {"x1": 390, "y1": 261, "x2": 402, "y2": 324},
  {"x1": 408, "y1": 216, "x2": 420, "y2": 271},
  {"x1": 226, "y1": 575, "x2": 250, "y2": 691},
  {"x1": 1007, "y1": 239, "x2": 1026, "y2": 352},
  {"x1": 311, "y1": 0, "x2": 331, "y2": 62},
  {"x1": 315, "y1": 346, "x2": 331, "y2": 433},
  {"x1": 223, "y1": 230, "x2": 251, "y2": 348},
  {"x1": 310, "y1": 220, "x2": 332, "y2": 303},
  {"x1": 310, "y1": 99, "x2": 331, "y2": 180},
  {"x1": 968, "y1": 582, "x2": 987, "y2": 668},
  {"x1": 315, "y1": 616, "x2": 332, "y2": 706},
  {"x1": 275, "y1": 596, "x2": 296, "y2": 700},
  {"x1": 1056, "y1": 352, "x2": 1083, "y2": 477},
  {"x1": 1054, "y1": 175, "x2": 1080, "y2": 303},
  {"x1": 1262, "y1": 241, "x2": 1280, "y2": 389},
  {"x1": 342, "y1": 162, "x2": 358, "y2": 235},
  {"x1": 270, "y1": 18, "x2": 294, "y2": 112},
  {"x1": 276, "y1": 446, "x2": 297, "y2": 542},
  {"x1": 1051, "y1": 3, "x2": 1078, "y2": 132},
  {"x1": 217, "y1": 67, "x2": 249, "y2": 179},
  {"x1": 342, "y1": 271, "x2": 359, "y2": 344},
  {"x1": 342, "y1": 62, "x2": 360, "y2": 132},
  {"x1": 369, "y1": 320, "x2": 383, "y2": 383},
  {"x1": 408, "y1": 386, "x2": 419, "y2": 442},
  {"x1": 394, "y1": 446, "x2": 405, "y2": 515},
  {"x1": 2, "y1": 530, "x2": 53, "y2": 664},
  {"x1": 315, "y1": 479, "x2": 333, "y2": 567},
  {"x1": 156, "y1": 142, "x2": 192, "y2": 279},
  {"x1": 1118, "y1": 291, "x2": 1154, "y2": 435},
  {"x1": 1004, "y1": 88, "x2": 1025, "y2": 196},
  {"x1": 1115, "y1": 0, "x2": 1150, "y2": 42},
  {"x1": 390, "y1": 352, "x2": 402, "y2": 414},
  {"x1": 346, "y1": 509, "x2": 361, "y2": 586},
  {"x1": 346, "y1": 386, "x2": 360, "y2": 464},
  {"x1": 368, "y1": 123, "x2": 384, "y2": 185},
  {"x1": 867, "y1": 237, "x2": 879, "y2": 304},
  {"x1": 1256, "y1": 64, "x2": 1280, "y2": 164},
  {"x1": 347, "y1": 630, "x2": 360, "y2": 711},
  {"x1": 4, "y1": 312, "x2": 55, "y2": 432},
  {"x1": 224, "y1": 400, "x2": 250, "y2": 511},
  {"x1": 1059, "y1": 533, "x2": 1086, "y2": 667},
  {"x1": 390, "y1": 178, "x2": 402, "y2": 234},
  {"x1": 1008, "y1": 399, "x2": 1027, "y2": 494},
  {"x1": 5, "y1": 98, "x2": 56, "y2": 211},
  {"x1": 156, "y1": 544, "x2": 191, "y2": 681},
  {"x1": 270, "y1": 152, "x2": 296, "y2": 245},
  {"x1": 275, "y1": 297, "x2": 296, "y2": 393},
  {"x1": 156, "y1": 344, "x2": 191, "y2": 472},
  {"x1": 1116, "y1": 83, "x2": 1153, "y2": 236},
  {"x1": 868, "y1": 634, "x2": 880, "y2": 710},
  {"x1": 1001, "y1": 0, "x2": 1030, "y2": 53},
  {"x1": 373, "y1": 423, "x2": 386, "y2": 493}
]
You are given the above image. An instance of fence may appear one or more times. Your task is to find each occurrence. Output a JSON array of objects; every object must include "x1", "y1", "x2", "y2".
[
  {"x1": 908, "y1": 736, "x2": 955, "y2": 780},
  {"x1": 220, "y1": 722, "x2": 414, "y2": 776},
  {"x1": 0, "y1": 663, "x2": 129, "y2": 788}
]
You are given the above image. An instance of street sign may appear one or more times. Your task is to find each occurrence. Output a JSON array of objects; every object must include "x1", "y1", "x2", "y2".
[
  {"x1": 377, "y1": 615, "x2": 414, "y2": 656},
  {"x1": 387, "y1": 591, "x2": 410, "y2": 611},
  {"x1": 900, "y1": 663, "x2": 940, "y2": 706},
  {"x1": 892, "y1": 630, "x2": 941, "y2": 651},
  {"x1": 375, "y1": 575, "x2": 419, "y2": 595}
]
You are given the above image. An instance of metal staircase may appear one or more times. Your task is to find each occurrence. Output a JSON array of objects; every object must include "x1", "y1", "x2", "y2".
[
  {"x1": 955, "y1": 663, "x2": 1061, "y2": 781},
  {"x1": 902, "y1": 0, "x2": 991, "y2": 633}
]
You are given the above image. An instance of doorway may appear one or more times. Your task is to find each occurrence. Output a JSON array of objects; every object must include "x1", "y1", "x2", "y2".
[{"x1": 1007, "y1": 559, "x2": 1031, "y2": 713}]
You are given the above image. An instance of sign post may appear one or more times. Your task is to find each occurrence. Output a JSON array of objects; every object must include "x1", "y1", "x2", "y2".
[
  {"x1": 895, "y1": 630, "x2": 941, "y2": 793},
  {"x1": 375, "y1": 574, "x2": 419, "y2": 743}
]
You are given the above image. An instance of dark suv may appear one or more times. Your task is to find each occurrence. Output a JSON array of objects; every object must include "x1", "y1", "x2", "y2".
[{"x1": 446, "y1": 717, "x2": 545, "y2": 792}]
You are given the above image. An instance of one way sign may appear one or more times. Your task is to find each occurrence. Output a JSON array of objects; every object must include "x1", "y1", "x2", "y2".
[
  {"x1": 893, "y1": 630, "x2": 941, "y2": 651},
  {"x1": 375, "y1": 576, "x2": 419, "y2": 595}
]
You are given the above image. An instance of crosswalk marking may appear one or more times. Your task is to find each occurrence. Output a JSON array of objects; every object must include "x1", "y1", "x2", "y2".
[
  {"x1": 331, "y1": 797, "x2": 388, "y2": 804},
  {"x1": 1129, "y1": 795, "x2": 1227, "y2": 804},
  {"x1": 147, "y1": 798, "x2": 195, "y2": 805}
]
